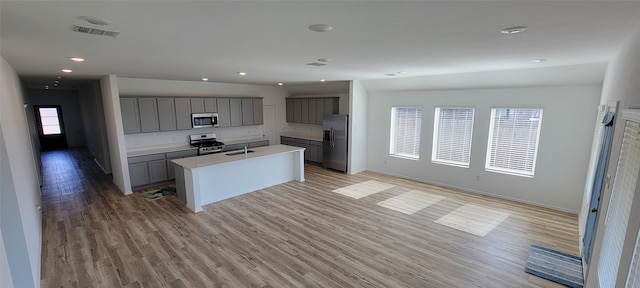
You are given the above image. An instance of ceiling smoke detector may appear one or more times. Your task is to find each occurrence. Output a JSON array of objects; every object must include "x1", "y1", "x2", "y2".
[
  {"x1": 308, "y1": 24, "x2": 333, "y2": 32},
  {"x1": 72, "y1": 25, "x2": 120, "y2": 37},
  {"x1": 500, "y1": 26, "x2": 528, "y2": 34},
  {"x1": 79, "y1": 16, "x2": 112, "y2": 26}
]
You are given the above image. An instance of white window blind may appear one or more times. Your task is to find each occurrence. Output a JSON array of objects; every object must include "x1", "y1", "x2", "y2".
[
  {"x1": 486, "y1": 108, "x2": 543, "y2": 177},
  {"x1": 432, "y1": 107, "x2": 475, "y2": 167},
  {"x1": 390, "y1": 107, "x2": 422, "y2": 159},
  {"x1": 626, "y1": 227, "x2": 640, "y2": 287},
  {"x1": 598, "y1": 120, "x2": 640, "y2": 287}
]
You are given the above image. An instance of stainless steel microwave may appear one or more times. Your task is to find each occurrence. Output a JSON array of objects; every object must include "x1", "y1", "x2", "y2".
[{"x1": 192, "y1": 113, "x2": 218, "y2": 128}]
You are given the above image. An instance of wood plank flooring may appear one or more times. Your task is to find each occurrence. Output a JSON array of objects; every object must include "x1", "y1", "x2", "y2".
[{"x1": 40, "y1": 149, "x2": 578, "y2": 287}]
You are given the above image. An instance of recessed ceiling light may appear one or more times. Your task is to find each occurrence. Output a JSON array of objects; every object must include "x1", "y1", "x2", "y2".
[
  {"x1": 79, "y1": 16, "x2": 112, "y2": 26},
  {"x1": 500, "y1": 26, "x2": 528, "y2": 34},
  {"x1": 56, "y1": 76, "x2": 62, "y2": 79},
  {"x1": 45, "y1": 85, "x2": 49, "y2": 89},
  {"x1": 202, "y1": 78, "x2": 208, "y2": 81},
  {"x1": 238, "y1": 72, "x2": 247, "y2": 76},
  {"x1": 69, "y1": 57, "x2": 85, "y2": 62},
  {"x1": 532, "y1": 59, "x2": 547, "y2": 63},
  {"x1": 320, "y1": 79, "x2": 326, "y2": 82},
  {"x1": 61, "y1": 69, "x2": 72, "y2": 73},
  {"x1": 309, "y1": 24, "x2": 333, "y2": 32},
  {"x1": 277, "y1": 83, "x2": 284, "y2": 86}
]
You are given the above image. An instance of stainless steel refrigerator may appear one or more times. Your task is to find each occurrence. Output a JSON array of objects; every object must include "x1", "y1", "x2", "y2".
[{"x1": 323, "y1": 114, "x2": 348, "y2": 173}]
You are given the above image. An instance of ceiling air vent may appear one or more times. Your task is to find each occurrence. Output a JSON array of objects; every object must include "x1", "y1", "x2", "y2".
[
  {"x1": 306, "y1": 62, "x2": 326, "y2": 66},
  {"x1": 72, "y1": 25, "x2": 120, "y2": 38}
]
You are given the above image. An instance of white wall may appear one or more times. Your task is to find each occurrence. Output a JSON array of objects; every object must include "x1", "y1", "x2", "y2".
[
  {"x1": 366, "y1": 85, "x2": 600, "y2": 212},
  {"x1": 78, "y1": 81, "x2": 111, "y2": 173},
  {"x1": 0, "y1": 56, "x2": 41, "y2": 288},
  {"x1": 117, "y1": 77, "x2": 290, "y2": 148},
  {"x1": 28, "y1": 89, "x2": 86, "y2": 147},
  {"x1": 101, "y1": 75, "x2": 130, "y2": 194},
  {"x1": 349, "y1": 80, "x2": 368, "y2": 174},
  {"x1": 585, "y1": 27, "x2": 640, "y2": 287}
]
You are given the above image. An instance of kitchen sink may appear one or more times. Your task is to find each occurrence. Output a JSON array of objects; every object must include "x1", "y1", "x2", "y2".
[{"x1": 226, "y1": 150, "x2": 255, "y2": 156}]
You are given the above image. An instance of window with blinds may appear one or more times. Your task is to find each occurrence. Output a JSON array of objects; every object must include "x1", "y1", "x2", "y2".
[
  {"x1": 598, "y1": 120, "x2": 640, "y2": 287},
  {"x1": 485, "y1": 108, "x2": 543, "y2": 177},
  {"x1": 390, "y1": 107, "x2": 422, "y2": 159},
  {"x1": 432, "y1": 107, "x2": 475, "y2": 167},
  {"x1": 626, "y1": 228, "x2": 640, "y2": 287}
]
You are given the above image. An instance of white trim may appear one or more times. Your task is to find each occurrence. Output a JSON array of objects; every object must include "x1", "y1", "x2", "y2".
[{"x1": 622, "y1": 109, "x2": 640, "y2": 123}]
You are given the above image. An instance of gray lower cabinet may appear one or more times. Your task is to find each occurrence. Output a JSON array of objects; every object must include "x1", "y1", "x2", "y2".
[
  {"x1": 121, "y1": 98, "x2": 141, "y2": 134},
  {"x1": 128, "y1": 153, "x2": 165, "y2": 188},
  {"x1": 138, "y1": 98, "x2": 160, "y2": 133},
  {"x1": 230, "y1": 99, "x2": 243, "y2": 126},
  {"x1": 128, "y1": 162, "x2": 149, "y2": 187},
  {"x1": 157, "y1": 98, "x2": 177, "y2": 131},
  {"x1": 175, "y1": 98, "x2": 192, "y2": 130},
  {"x1": 280, "y1": 136, "x2": 322, "y2": 163},
  {"x1": 148, "y1": 159, "x2": 168, "y2": 183},
  {"x1": 129, "y1": 150, "x2": 200, "y2": 190},
  {"x1": 248, "y1": 140, "x2": 269, "y2": 148},
  {"x1": 166, "y1": 149, "x2": 198, "y2": 179}
]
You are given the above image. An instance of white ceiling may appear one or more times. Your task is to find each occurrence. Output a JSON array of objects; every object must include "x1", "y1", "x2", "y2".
[{"x1": 2, "y1": 1, "x2": 640, "y2": 92}]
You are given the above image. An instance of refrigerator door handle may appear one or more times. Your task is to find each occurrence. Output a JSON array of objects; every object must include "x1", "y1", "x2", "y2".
[{"x1": 331, "y1": 127, "x2": 335, "y2": 148}]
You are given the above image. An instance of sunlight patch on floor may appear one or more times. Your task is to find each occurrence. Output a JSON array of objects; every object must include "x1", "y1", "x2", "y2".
[
  {"x1": 377, "y1": 190, "x2": 445, "y2": 215},
  {"x1": 332, "y1": 180, "x2": 396, "y2": 199},
  {"x1": 435, "y1": 204, "x2": 510, "y2": 236}
]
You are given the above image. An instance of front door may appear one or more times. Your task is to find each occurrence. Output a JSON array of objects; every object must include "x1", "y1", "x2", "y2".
[
  {"x1": 583, "y1": 111, "x2": 615, "y2": 263},
  {"x1": 34, "y1": 105, "x2": 68, "y2": 151}
]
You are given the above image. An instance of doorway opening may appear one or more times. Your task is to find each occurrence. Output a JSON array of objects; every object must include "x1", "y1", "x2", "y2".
[{"x1": 34, "y1": 105, "x2": 68, "y2": 151}]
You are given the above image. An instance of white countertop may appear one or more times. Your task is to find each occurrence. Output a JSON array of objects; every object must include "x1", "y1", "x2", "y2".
[
  {"x1": 172, "y1": 144, "x2": 305, "y2": 169},
  {"x1": 280, "y1": 131, "x2": 323, "y2": 142},
  {"x1": 127, "y1": 144, "x2": 196, "y2": 157}
]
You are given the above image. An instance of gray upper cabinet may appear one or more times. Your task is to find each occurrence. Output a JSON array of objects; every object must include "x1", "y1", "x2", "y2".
[
  {"x1": 286, "y1": 99, "x2": 293, "y2": 123},
  {"x1": 191, "y1": 98, "x2": 205, "y2": 113},
  {"x1": 120, "y1": 98, "x2": 141, "y2": 134},
  {"x1": 175, "y1": 98, "x2": 192, "y2": 130},
  {"x1": 241, "y1": 98, "x2": 254, "y2": 126},
  {"x1": 138, "y1": 98, "x2": 159, "y2": 133},
  {"x1": 293, "y1": 99, "x2": 302, "y2": 123},
  {"x1": 157, "y1": 98, "x2": 177, "y2": 131},
  {"x1": 308, "y1": 99, "x2": 317, "y2": 125},
  {"x1": 204, "y1": 99, "x2": 217, "y2": 112},
  {"x1": 253, "y1": 99, "x2": 263, "y2": 125},
  {"x1": 122, "y1": 96, "x2": 260, "y2": 133},
  {"x1": 324, "y1": 98, "x2": 339, "y2": 114},
  {"x1": 301, "y1": 99, "x2": 309, "y2": 123},
  {"x1": 286, "y1": 97, "x2": 339, "y2": 124},
  {"x1": 230, "y1": 99, "x2": 243, "y2": 126},
  {"x1": 316, "y1": 99, "x2": 324, "y2": 124},
  {"x1": 217, "y1": 98, "x2": 231, "y2": 127}
]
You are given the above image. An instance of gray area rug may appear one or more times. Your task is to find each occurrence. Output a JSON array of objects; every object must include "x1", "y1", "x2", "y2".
[{"x1": 525, "y1": 244, "x2": 584, "y2": 288}]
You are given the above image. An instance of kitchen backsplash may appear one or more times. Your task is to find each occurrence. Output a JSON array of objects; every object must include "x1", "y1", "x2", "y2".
[{"x1": 125, "y1": 126, "x2": 264, "y2": 149}]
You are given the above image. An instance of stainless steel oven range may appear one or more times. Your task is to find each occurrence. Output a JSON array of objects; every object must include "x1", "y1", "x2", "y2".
[{"x1": 189, "y1": 133, "x2": 225, "y2": 155}]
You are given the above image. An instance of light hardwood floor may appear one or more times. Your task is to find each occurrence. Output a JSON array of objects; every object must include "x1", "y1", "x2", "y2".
[{"x1": 41, "y1": 149, "x2": 577, "y2": 287}]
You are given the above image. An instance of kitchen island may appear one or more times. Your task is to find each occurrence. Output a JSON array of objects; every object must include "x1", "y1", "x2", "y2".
[{"x1": 172, "y1": 145, "x2": 305, "y2": 212}]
